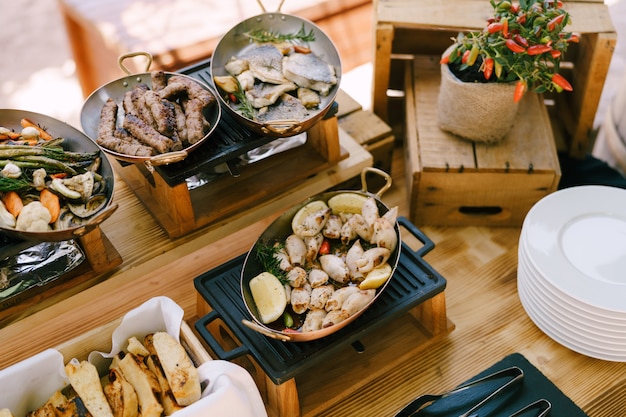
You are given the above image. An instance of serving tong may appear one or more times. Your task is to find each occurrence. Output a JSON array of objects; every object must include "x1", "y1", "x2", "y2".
[{"x1": 394, "y1": 366, "x2": 524, "y2": 417}]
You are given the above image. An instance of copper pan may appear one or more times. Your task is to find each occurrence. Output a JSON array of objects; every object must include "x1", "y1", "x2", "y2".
[
  {"x1": 240, "y1": 167, "x2": 400, "y2": 342},
  {"x1": 210, "y1": 0, "x2": 341, "y2": 137},
  {"x1": 0, "y1": 109, "x2": 117, "y2": 242},
  {"x1": 80, "y1": 52, "x2": 221, "y2": 168}
]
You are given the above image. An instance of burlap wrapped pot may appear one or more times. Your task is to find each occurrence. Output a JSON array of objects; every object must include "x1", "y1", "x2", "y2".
[{"x1": 437, "y1": 48, "x2": 520, "y2": 144}]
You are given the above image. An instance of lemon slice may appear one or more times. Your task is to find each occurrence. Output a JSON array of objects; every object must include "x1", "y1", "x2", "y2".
[
  {"x1": 249, "y1": 272, "x2": 287, "y2": 324},
  {"x1": 291, "y1": 200, "x2": 329, "y2": 234},
  {"x1": 328, "y1": 193, "x2": 368, "y2": 214},
  {"x1": 359, "y1": 263, "x2": 393, "y2": 290}
]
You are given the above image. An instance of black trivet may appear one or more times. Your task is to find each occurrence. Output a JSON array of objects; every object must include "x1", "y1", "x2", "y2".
[
  {"x1": 194, "y1": 217, "x2": 447, "y2": 384},
  {"x1": 152, "y1": 59, "x2": 338, "y2": 186}
]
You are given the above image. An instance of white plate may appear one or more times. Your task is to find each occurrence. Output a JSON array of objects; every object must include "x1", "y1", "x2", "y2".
[
  {"x1": 518, "y1": 278, "x2": 626, "y2": 361},
  {"x1": 522, "y1": 186, "x2": 626, "y2": 313},
  {"x1": 519, "y1": 242, "x2": 626, "y2": 327},
  {"x1": 518, "y1": 261, "x2": 626, "y2": 342}
]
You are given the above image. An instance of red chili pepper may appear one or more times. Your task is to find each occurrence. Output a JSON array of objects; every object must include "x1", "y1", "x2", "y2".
[
  {"x1": 502, "y1": 18, "x2": 509, "y2": 38},
  {"x1": 505, "y1": 39, "x2": 526, "y2": 53},
  {"x1": 527, "y1": 44, "x2": 552, "y2": 55},
  {"x1": 462, "y1": 49, "x2": 471, "y2": 64},
  {"x1": 514, "y1": 80, "x2": 526, "y2": 103},
  {"x1": 228, "y1": 93, "x2": 238, "y2": 103},
  {"x1": 550, "y1": 49, "x2": 561, "y2": 59},
  {"x1": 440, "y1": 54, "x2": 450, "y2": 64},
  {"x1": 483, "y1": 58, "x2": 494, "y2": 80},
  {"x1": 319, "y1": 239, "x2": 331, "y2": 255},
  {"x1": 511, "y1": 2, "x2": 520, "y2": 13},
  {"x1": 487, "y1": 22, "x2": 504, "y2": 34},
  {"x1": 547, "y1": 14, "x2": 566, "y2": 31},
  {"x1": 551, "y1": 73, "x2": 573, "y2": 91},
  {"x1": 568, "y1": 33, "x2": 580, "y2": 43},
  {"x1": 516, "y1": 13, "x2": 526, "y2": 24},
  {"x1": 513, "y1": 34, "x2": 529, "y2": 48}
]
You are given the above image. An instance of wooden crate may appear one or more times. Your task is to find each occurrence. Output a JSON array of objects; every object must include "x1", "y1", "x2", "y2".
[
  {"x1": 336, "y1": 90, "x2": 395, "y2": 174},
  {"x1": 405, "y1": 56, "x2": 561, "y2": 227},
  {"x1": 373, "y1": 0, "x2": 617, "y2": 158}
]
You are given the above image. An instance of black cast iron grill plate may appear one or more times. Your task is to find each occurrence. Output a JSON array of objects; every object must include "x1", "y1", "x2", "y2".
[
  {"x1": 194, "y1": 218, "x2": 447, "y2": 384},
  {"x1": 153, "y1": 59, "x2": 337, "y2": 186}
]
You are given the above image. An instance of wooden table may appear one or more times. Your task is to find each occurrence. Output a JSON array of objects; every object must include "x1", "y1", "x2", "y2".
[
  {"x1": 372, "y1": 0, "x2": 617, "y2": 157},
  {"x1": 0, "y1": 112, "x2": 624, "y2": 414}
]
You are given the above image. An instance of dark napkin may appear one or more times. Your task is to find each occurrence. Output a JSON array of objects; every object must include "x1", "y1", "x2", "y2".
[{"x1": 414, "y1": 352, "x2": 588, "y2": 416}]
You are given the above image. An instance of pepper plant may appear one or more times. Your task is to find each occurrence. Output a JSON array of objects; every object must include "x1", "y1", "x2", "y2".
[{"x1": 441, "y1": 0, "x2": 579, "y2": 102}]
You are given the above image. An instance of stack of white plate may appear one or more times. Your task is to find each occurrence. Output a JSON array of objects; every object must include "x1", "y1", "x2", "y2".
[{"x1": 518, "y1": 185, "x2": 626, "y2": 362}]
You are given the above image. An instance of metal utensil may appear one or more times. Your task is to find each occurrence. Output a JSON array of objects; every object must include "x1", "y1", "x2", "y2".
[
  {"x1": 394, "y1": 366, "x2": 524, "y2": 417},
  {"x1": 508, "y1": 399, "x2": 552, "y2": 417}
]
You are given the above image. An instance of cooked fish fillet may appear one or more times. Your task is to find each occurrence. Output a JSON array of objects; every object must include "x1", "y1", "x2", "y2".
[
  {"x1": 282, "y1": 52, "x2": 337, "y2": 96},
  {"x1": 297, "y1": 87, "x2": 321, "y2": 109},
  {"x1": 242, "y1": 44, "x2": 289, "y2": 84},
  {"x1": 224, "y1": 56, "x2": 249, "y2": 76},
  {"x1": 245, "y1": 82, "x2": 297, "y2": 108},
  {"x1": 257, "y1": 93, "x2": 309, "y2": 122}
]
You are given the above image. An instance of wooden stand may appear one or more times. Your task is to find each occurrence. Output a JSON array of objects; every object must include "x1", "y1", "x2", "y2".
[
  {"x1": 0, "y1": 227, "x2": 122, "y2": 327},
  {"x1": 114, "y1": 115, "x2": 347, "y2": 238},
  {"x1": 196, "y1": 291, "x2": 453, "y2": 417}
]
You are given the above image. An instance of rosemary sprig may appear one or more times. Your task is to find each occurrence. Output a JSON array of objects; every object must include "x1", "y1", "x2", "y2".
[
  {"x1": 232, "y1": 85, "x2": 256, "y2": 120},
  {"x1": 255, "y1": 242, "x2": 288, "y2": 284},
  {"x1": 244, "y1": 24, "x2": 316, "y2": 45},
  {"x1": 0, "y1": 176, "x2": 30, "y2": 193}
]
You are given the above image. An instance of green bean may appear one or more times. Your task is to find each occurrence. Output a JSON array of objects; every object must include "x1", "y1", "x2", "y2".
[{"x1": 12, "y1": 156, "x2": 78, "y2": 175}]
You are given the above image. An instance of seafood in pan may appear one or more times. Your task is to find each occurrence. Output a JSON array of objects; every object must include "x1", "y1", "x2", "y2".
[
  {"x1": 213, "y1": 25, "x2": 338, "y2": 123},
  {"x1": 250, "y1": 192, "x2": 399, "y2": 333}
]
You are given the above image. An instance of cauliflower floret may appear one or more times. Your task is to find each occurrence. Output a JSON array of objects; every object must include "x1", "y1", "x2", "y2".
[
  {"x1": 15, "y1": 201, "x2": 51, "y2": 232},
  {"x1": 1, "y1": 162, "x2": 21, "y2": 179},
  {"x1": 0, "y1": 200, "x2": 16, "y2": 228}
]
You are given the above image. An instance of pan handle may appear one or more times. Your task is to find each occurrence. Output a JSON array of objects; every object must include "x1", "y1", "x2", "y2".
[
  {"x1": 260, "y1": 120, "x2": 302, "y2": 136},
  {"x1": 360, "y1": 167, "x2": 392, "y2": 198},
  {"x1": 194, "y1": 311, "x2": 252, "y2": 361},
  {"x1": 241, "y1": 319, "x2": 292, "y2": 342},
  {"x1": 255, "y1": 0, "x2": 286, "y2": 12},
  {"x1": 118, "y1": 51, "x2": 153, "y2": 75},
  {"x1": 397, "y1": 216, "x2": 435, "y2": 258},
  {"x1": 144, "y1": 150, "x2": 189, "y2": 172}
]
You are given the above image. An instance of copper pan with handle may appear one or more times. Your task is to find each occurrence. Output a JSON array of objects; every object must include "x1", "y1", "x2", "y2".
[
  {"x1": 80, "y1": 52, "x2": 221, "y2": 168},
  {"x1": 210, "y1": 0, "x2": 342, "y2": 137},
  {"x1": 240, "y1": 167, "x2": 401, "y2": 342}
]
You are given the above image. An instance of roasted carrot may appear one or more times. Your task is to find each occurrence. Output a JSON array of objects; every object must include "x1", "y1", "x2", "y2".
[
  {"x1": 40, "y1": 189, "x2": 60, "y2": 223},
  {"x1": 20, "y1": 118, "x2": 53, "y2": 141},
  {"x1": 1, "y1": 191, "x2": 24, "y2": 218},
  {"x1": 0, "y1": 131, "x2": 21, "y2": 140}
]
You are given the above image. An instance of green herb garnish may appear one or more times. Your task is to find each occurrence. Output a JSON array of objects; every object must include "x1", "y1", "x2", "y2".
[
  {"x1": 255, "y1": 242, "x2": 288, "y2": 284},
  {"x1": 232, "y1": 85, "x2": 256, "y2": 120},
  {"x1": 244, "y1": 24, "x2": 316, "y2": 45}
]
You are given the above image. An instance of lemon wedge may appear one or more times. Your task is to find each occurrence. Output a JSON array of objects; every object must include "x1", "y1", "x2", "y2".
[
  {"x1": 359, "y1": 263, "x2": 393, "y2": 290},
  {"x1": 249, "y1": 272, "x2": 287, "y2": 324},
  {"x1": 291, "y1": 200, "x2": 329, "y2": 234},
  {"x1": 328, "y1": 193, "x2": 368, "y2": 214}
]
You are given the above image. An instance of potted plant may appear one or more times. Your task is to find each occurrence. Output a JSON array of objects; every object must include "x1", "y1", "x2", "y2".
[{"x1": 437, "y1": 0, "x2": 579, "y2": 143}]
